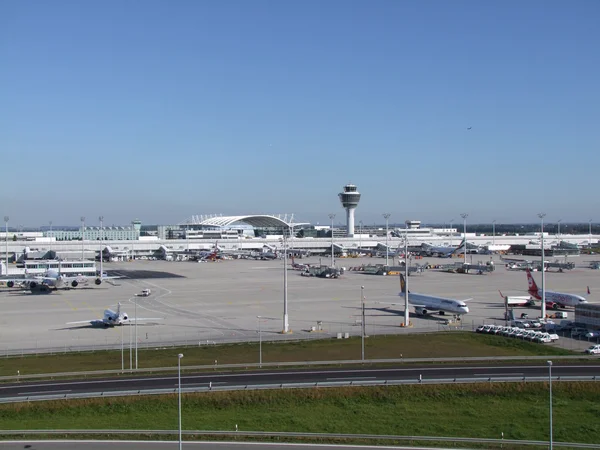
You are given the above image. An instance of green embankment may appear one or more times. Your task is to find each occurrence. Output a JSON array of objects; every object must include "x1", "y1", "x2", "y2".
[
  {"x1": 1, "y1": 332, "x2": 575, "y2": 377},
  {"x1": 2, "y1": 383, "x2": 600, "y2": 445}
]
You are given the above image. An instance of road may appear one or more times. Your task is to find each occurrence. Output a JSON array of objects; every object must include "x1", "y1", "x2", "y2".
[
  {"x1": 0, "y1": 440, "x2": 462, "y2": 450},
  {"x1": 2, "y1": 364, "x2": 599, "y2": 400}
]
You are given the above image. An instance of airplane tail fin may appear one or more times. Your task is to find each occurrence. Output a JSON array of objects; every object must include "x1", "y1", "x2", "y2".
[
  {"x1": 498, "y1": 290, "x2": 505, "y2": 299},
  {"x1": 453, "y1": 238, "x2": 466, "y2": 253},
  {"x1": 399, "y1": 273, "x2": 406, "y2": 294},
  {"x1": 526, "y1": 269, "x2": 539, "y2": 294}
]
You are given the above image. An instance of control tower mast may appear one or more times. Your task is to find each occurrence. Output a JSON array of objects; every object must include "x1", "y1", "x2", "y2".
[{"x1": 338, "y1": 184, "x2": 361, "y2": 237}]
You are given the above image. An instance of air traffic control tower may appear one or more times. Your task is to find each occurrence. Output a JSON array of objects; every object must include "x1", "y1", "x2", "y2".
[{"x1": 338, "y1": 184, "x2": 361, "y2": 237}]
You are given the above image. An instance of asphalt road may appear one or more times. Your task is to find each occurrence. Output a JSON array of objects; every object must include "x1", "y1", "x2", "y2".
[
  {"x1": 0, "y1": 441, "x2": 455, "y2": 450},
  {"x1": 2, "y1": 364, "x2": 599, "y2": 400}
]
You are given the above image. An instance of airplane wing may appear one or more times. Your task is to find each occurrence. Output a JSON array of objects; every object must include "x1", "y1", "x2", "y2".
[
  {"x1": 123, "y1": 317, "x2": 163, "y2": 322},
  {"x1": 66, "y1": 319, "x2": 101, "y2": 325}
]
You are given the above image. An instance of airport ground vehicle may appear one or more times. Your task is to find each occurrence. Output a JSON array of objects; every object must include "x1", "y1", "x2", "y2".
[
  {"x1": 585, "y1": 345, "x2": 600, "y2": 355},
  {"x1": 140, "y1": 289, "x2": 151, "y2": 297}
]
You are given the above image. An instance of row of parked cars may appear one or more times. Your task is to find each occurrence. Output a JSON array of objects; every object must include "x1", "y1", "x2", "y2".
[{"x1": 476, "y1": 324, "x2": 559, "y2": 344}]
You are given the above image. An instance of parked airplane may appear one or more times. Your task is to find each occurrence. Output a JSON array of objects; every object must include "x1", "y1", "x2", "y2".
[
  {"x1": 379, "y1": 273, "x2": 470, "y2": 318},
  {"x1": 420, "y1": 239, "x2": 466, "y2": 257},
  {"x1": 66, "y1": 303, "x2": 162, "y2": 327},
  {"x1": 526, "y1": 269, "x2": 589, "y2": 309},
  {"x1": 4, "y1": 270, "x2": 120, "y2": 293}
]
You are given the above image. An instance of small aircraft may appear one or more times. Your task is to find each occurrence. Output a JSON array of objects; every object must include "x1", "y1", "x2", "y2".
[
  {"x1": 526, "y1": 269, "x2": 589, "y2": 309},
  {"x1": 378, "y1": 273, "x2": 470, "y2": 318},
  {"x1": 4, "y1": 270, "x2": 121, "y2": 293},
  {"x1": 66, "y1": 303, "x2": 162, "y2": 327}
]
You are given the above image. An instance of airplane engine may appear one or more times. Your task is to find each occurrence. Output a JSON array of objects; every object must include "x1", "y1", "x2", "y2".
[
  {"x1": 123, "y1": 315, "x2": 128, "y2": 320},
  {"x1": 95, "y1": 278, "x2": 102, "y2": 285},
  {"x1": 415, "y1": 307, "x2": 427, "y2": 316},
  {"x1": 7, "y1": 281, "x2": 14, "y2": 288},
  {"x1": 71, "y1": 280, "x2": 78, "y2": 288},
  {"x1": 29, "y1": 281, "x2": 37, "y2": 289}
]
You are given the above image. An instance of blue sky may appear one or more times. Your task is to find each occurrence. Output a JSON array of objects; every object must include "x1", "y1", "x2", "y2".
[{"x1": 1, "y1": 0, "x2": 599, "y2": 227}]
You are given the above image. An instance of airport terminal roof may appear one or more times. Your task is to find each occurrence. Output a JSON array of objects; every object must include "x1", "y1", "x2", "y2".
[{"x1": 182, "y1": 214, "x2": 307, "y2": 229}]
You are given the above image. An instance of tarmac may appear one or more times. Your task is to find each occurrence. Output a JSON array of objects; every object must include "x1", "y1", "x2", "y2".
[{"x1": 1, "y1": 254, "x2": 599, "y2": 355}]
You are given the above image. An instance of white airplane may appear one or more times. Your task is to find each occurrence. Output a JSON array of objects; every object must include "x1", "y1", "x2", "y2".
[
  {"x1": 526, "y1": 269, "x2": 589, "y2": 309},
  {"x1": 379, "y1": 273, "x2": 470, "y2": 318},
  {"x1": 498, "y1": 290, "x2": 535, "y2": 307},
  {"x1": 66, "y1": 303, "x2": 162, "y2": 327},
  {"x1": 4, "y1": 270, "x2": 120, "y2": 293}
]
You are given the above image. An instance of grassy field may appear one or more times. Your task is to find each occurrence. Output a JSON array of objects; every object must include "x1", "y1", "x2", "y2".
[
  {"x1": 0, "y1": 332, "x2": 576, "y2": 377},
  {"x1": 2, "y1": 382, "x2": 599, "y2": 446}
]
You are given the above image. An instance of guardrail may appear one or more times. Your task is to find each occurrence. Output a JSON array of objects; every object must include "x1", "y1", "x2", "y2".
[
  {"x1": 1, "y1": 375, "x2": 599, "y2": 404},
  {"x1": 1, "y1": 354, "x2": 598, "y2": 383},
  {"x1": 0, "y1": 429, "x2": 599, "y2": 448}
]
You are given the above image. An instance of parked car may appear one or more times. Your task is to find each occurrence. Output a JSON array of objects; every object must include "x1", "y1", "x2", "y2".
[
  {"x1": 585, "y1": 331, "x2": 600, "y2": 339},
  {"x1": 585, "y1": 345, "x2": 600, "y2": 355}
]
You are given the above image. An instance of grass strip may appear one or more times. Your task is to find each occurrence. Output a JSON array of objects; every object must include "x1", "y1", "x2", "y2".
[
  {"x1": 1, "y1": 382, "x2": 599, "y2": 445},
  {"x1": 0, "y1": 332, "x2": 576, "y2": 377}
]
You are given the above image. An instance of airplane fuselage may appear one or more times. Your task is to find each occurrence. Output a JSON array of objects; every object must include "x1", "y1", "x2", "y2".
[
  {"x1": 531, "y1": 289, "x2": 587, "y2": 308},
  {"x1": 401, "y1": 293, "x2": 469, "y2": 316}
]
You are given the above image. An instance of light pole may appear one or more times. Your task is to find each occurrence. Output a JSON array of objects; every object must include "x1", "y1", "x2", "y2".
[
  {"x1": 557, "y1": 219, "x2": 562, "y2": 238},
  {"x1": 99, "y1": 216, "x2": 104, "y2": 277},
  {"x1": 4, "y1": 216, "x2": 8, "y2": 274},
  {"x1": 361, "y1": 286, "x2": 365, "y2": 361},
  {"x1": 328, "y1": 214, "x2": 336, "y2": 267},
  {"x1": 121, "y1": 320, "x2": 124, "y2": 372},
  {"x1": 282, "y1": 230, "x2": 289, "y2": 333},
  {"x1": 548, "y1": 360, "x2": 553, "y2": 450},
  {"x1": 131, "y1": 221, "x2": 136, "y2": 260},
  {"x1": 492, "y1": 220, "x2": 496, "y2": 246},
  {"x1": 135, "y1": 296, "x2": 138, "y2": 369},
  {"x1": 178, "y1": 353, "x2": 184, "y2": 450},
  {"x1": 257, "y1": 316, "x2": 262, "y2": 367},
  {"x1": 49, "y1": 220, "x2": 53, "y2": 256},
  {"x1": 460, "y1": 213, "x2": 468, "y2": 260},
  {"x1": 538, "y1": 213, "x2": 547, "y2": 320},
  {"x1": 589, "y1": 219, "x2": 593, "y2": 250},
  {"x1": 80, "y1": 216, "x2": 85, "y2": 261},
  {"x1": 359, "y1": 220, "x2": 363, "y2": 251},
  {"x1": 450, "y1": 219, "x2": 454, "y2": 247},
  {"x1": 383, "y1": 213, "x2": 391, "y2": 266},
  {"x1": 404, "y1": 235, "x2": 410, "y2": 327}
]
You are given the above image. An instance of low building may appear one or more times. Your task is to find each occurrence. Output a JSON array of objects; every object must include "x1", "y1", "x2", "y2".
[{"x1": 575, "y1": 304, "x2": 600, "y2": 329}]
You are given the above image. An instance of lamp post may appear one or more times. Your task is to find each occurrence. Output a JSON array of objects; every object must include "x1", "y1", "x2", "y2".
[
  {"x1": 80, "y1": 216, "x2": 85, "y2": 261},
  {"x1": 557, "y1": 219, "x2": 562, "y2": 238},
  {"x1": 450, "y1": 219, "x2": 454, "y2": 247},
  {"x1": 281, "y1": 230, "x2": 289, "y2": 333},
  {"x1": 135, "y1": 296, "x2": 138, "y2": 370},
  {"x1": 589, "y1": 219, "x2": 593, "y2": 250},
  {"x1": 48, "y1": 220, "x2": 53, "y2": 256},
  {"x1": 359, "y1": 220, "x2": 363, "y2": 251},
  {"x1": 328, "y1": 214, "x2": 336, "y2": 267},
  {"x1": 492, "y1": 220, "x2": 496, "y2": 246},
  {"x1": 361, "y1": 286, "x2": 365, "y2": 361},
  {"x1": 383, "y1": 213, "x2": 391, "y2": 266},
  {"x1": 460, "y1": 213, "x2": 468, "y2": 259},
  {"x1": 257, "y1": 316, "x2": 262, "y2": 367},
  {"x1": 178, "y1": 353, "x2": 184, "y2": 450},
  {"x1": 131, "y1": 221, "x2": 135, "y2": 260},
  {"x1": 4, "y1": 216, "x2": 8, "y2": 274},
  {"x1": 99, "y1": 216, "x2": 104, "y2": 277},
  {"x1": 404, "y1": 235, "x2": 410, "y2": 327},
  {"x1": 548, "y1": 360, "x2": 553, "y2": 450},
  {"x1": 538, "y1": 213, "x2": 547, "y2": 320}
]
